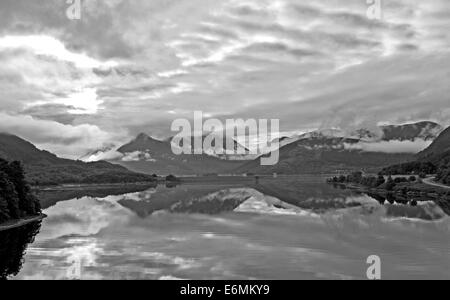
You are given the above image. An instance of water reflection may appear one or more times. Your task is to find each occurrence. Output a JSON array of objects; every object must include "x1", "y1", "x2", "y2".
[
  {"x1": 3, "y1": 177, "x2": 450, "y2": 280},
  {"x1": 0, "y1": 222, "x2": 41, "y2": 280}
]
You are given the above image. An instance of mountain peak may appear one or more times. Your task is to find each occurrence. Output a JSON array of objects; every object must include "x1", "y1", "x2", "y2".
[
  {"x1": 381, "y1": 121, "x2": 442, "y2": 141},
  {"x1": 135, "y1": 133, "x2": 152, "y2": 141}
]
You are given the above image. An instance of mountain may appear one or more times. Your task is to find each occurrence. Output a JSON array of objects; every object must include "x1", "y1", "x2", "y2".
[
  {"x1": 380, "y1": 121, "x2": 442, "y2": 141},
  {"x1": 109, "y1": 133, "x2": 244, "y2": 175},
  {"x1": 234, "y1": 134, "x2": 414, "y2": 175},
  {"x1": 278, "y1": 122, "x2": 443, "y2": 150},
  {"x1": 163, "y1": 132, "x2": 251, "y2": 160},
  {"x1": 0, "y1": 133, "x2": 156, "y2": 185},
  {"x1": 417, "y1": 126, "x2": 450, "y2": 163},
  {"x1": 417, "y1": 126, "x2": 450, "y2": 184},
  {"x1": 380, "y1": 126, "x2": 450, "y2": 184}
]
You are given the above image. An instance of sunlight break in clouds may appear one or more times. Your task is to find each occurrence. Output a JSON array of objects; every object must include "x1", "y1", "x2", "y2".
[{"x1": 0, "y1": 35, "x2": 118, "y2": 69}]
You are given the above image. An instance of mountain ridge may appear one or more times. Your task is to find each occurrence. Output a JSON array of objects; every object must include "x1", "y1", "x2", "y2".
[{"x1": 0, "y1": 133, "x2": 156, "y2": 185}]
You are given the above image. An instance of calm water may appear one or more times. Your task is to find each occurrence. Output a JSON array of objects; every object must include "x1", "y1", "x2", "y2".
[{"x1": 2, "y1": 177, "x2": 449, "y2": 280}]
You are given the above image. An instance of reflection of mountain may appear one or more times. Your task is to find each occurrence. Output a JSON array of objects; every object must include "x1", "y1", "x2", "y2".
[
  {"x1": 118, "y1": 179, "x2": 368, "y2": 217},
  {"x1": 118, "y1": 185, "x2": 249, "y2": 217},
  {"x1": 369, "y1": 194, "x2": 449, "y2": 220},
  {"x1": 0, "y1": 222, "x2": 41, "y2": 280},
  {"x1": 0, "y1": 133, "x2": 155, "y2": 185},
  {"x1": 36, "y1": 183, "x2": 157, "y2": 209}
]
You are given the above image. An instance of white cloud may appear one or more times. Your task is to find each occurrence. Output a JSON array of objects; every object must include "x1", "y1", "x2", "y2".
[
  {"x1": 122, "y1": 151, "x2": 156, "y2": 162},
  {"x1": 0, "y1": 112, "x2": 124, "y2": 159},
  {"x1": 82, "y1": 148, "x2": 124, "y2": 162},
  {"x1": 344, "y1": 139, "x2": 432, "y2": 154},
  {"x1": 0, "y1": 35, "x2": 118, "y2": 69}
]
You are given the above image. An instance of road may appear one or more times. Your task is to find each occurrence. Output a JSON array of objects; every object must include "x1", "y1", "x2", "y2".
[{"x1": 422, "y1": 177, "x2": 450, "y2": 190}]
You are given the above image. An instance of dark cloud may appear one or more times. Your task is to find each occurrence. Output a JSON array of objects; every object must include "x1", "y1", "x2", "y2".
[{"x1": 21, "y1": 103, "x2": 79, "y2": 124}]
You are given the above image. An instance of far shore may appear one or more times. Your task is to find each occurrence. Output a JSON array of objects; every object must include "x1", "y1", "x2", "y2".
[
  {"x1": 30, "y1": 174, "x2": 369, "y2": 191},
  {"x1": 0, "y1": 214, "x2": 47, "y2": 233},
  {"x1": 33, "y1": 181, "x2": 159, "y2": 191}
]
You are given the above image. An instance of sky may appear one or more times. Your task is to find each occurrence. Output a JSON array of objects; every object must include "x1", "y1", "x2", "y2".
[{"x1": 0, "y1": 0, "x2": 449, "y2": 158}]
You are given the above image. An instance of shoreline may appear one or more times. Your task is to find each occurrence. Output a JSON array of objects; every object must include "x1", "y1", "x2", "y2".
[{"x1": 0, "y1": 214, "x2": 47, "y2": 233}]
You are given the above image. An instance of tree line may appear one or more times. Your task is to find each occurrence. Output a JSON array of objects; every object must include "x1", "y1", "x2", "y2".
[
  {"x1": 0, "y1": 158, "x2": 41, "y2": 223},
  {"x1": 328, "y1": 171, "x2": 419, "y2": 191}
]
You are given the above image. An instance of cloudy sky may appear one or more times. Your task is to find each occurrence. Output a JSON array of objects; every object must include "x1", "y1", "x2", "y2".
[{"x1": 0, "y1": 0, "x2": 449, "y2": 158}]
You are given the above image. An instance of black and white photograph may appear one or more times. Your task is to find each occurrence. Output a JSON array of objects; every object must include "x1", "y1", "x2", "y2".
[{"x1": 0, "y1": 0, "x2": 449, "y2": 283}]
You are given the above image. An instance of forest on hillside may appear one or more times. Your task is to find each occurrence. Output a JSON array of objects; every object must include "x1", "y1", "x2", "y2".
[{"x1": 0, "y1": 159, "x2": 41, "y2": 224}]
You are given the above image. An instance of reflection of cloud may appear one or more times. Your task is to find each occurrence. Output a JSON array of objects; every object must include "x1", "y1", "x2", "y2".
[
  {"x1": 41, "y1": 197, "x2": 131, "y2": 240},
  {"x1": 14, "y1": 186, "x2": 450, "y2": 280},
  {"x1": 44, "y1": 214, "x2": 83, "y2": 225},
  {"x1": 22, "y1": 237, "x2": 104, "y2": 280}
]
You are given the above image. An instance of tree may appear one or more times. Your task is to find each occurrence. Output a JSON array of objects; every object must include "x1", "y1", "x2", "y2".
[
  {"x1": 376, "y1": 175, "x2": 386, "y2": 187},
  {"x1": 0, "y1": 171, "x2": 20, "y2": 219},
  {"x1": 0, "y1": 194, "x2": 10, "y2": 223},
  {"x1": 0, "y1": 159, "x2": 41, "y2": 222},
  {"x1": 386, "y1": 176, "x2": 396, "y2": 191}
]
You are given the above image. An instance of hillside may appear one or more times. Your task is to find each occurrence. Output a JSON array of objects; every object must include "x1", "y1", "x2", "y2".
[
  {"x1": 0, "y1": 133, "x2": 156, "y2": 185},
  {"x1": 417, "y1": 126, "x2": 450, "y2": 163},
  {"x1": 381, "y1": 121, "x2": 442, "y2": 141},
  {"x1": 381, "y1": 126, "x2": 450, "y2": 184},
  {"x1": 235, "y1": 136, "x2": 414, "y2": 175}
]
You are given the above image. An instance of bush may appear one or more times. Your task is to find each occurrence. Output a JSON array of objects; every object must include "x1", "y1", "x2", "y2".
[
  {"x1": 394, "y1": 177, "x2": 408, "y2": 184},
  {"x1": 166, "y1": 175, "x2": 180, "y2": 182}
]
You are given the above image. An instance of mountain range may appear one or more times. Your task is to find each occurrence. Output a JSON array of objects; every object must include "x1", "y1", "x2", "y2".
[
  {"x1": 275, "y1": 121, "x2": 442, "y2": 147},
  {"x1": 0, "y1": 133, "x2": 156, "y2": 186},
  {"x1": 102, "y1": 133, "x2": 244, "y2": 175},
  {"x1": 234, "y1": 121, "x2": 443, "y2": 175},
  {"x1": 1, "y1": 121, "x2": 445, "y2": 183},
  {"x1": 79, "y1": 121, "x2": 444, "y2": 176}
]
